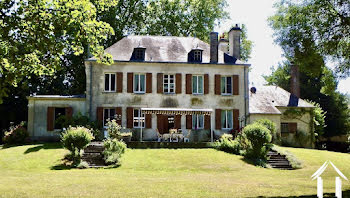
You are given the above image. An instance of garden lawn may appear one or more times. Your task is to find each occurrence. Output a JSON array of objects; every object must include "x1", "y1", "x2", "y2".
[{"x1": 0, "y1": 143, "x2": 349, "y2": 198}]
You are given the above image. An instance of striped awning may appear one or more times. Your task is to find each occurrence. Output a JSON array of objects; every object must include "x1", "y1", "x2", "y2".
[{"x1": 140, "y1": 108, "x2": 212, "y2": 115}]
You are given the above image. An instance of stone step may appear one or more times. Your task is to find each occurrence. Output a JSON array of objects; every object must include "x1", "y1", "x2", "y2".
[{"x1": 267, "y1": 150, "x2": 293, "y2": 170}]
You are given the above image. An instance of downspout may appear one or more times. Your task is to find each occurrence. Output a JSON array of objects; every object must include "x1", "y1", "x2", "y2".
[
  {"x1": 244, "y1": 66, "x2": 249, "y2": 127},
  {"x1": 89, "y1": 62, "x2": 93, "y2": 119}
]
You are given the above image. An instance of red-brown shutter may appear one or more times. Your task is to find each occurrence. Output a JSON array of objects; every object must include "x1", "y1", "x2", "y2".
[
  {"x1": 145, "y1": 114, "x2": 152, "y2": 128},
  {"x1": 215, "y1": 109, "x2": 221, "y2": 129},
  {"x1": 126, "y1": 107, "x2": 133, "y2": 128},
  {"x1": 117, "y1": 72, "x2": 123, "y2": 93},
  {"x1": 289, "y1": 123, "x2": 297, "y2": 133},
  {"x1": 204, "y1": 115, "x2": 211, "y2": 130},
  {"x1": 96, "y1": 107, "x2": 104, "y2": 126},
  {"x1": 233, "y1": 75, "x2": 239, "y2": 95},
  {"x1": 115, "y1": 107, "x2": 122, "y2": 125},
  {"x1": 215, "y1": 74, "x2": 221, "y2": 95},
  {"x1": 186, "y1": 74, "x2": 192, "y2": 94},
  {"x1": 146, "y1": 73, "x2": 152, "y2": 93},
  {"x1": 47, "y1": 107, "x2": 54, "y2": 131},
  {"x1": 186, "y1": 115, "x2": 192, "y2": 129},
  {"x1": 233, "y1": 109, "x2": 239, "y2": 130},
  {"x1": 175, "y1": 115, "x2": 181, "y2": 129},
  {"x1": 157, "y1": 114, "x2": 164, "y2": 134},
  {"x1": 65, "y1": 107, "x2": 73, "y2": 118},
  {"x1": 157, "y1": 73, "x2": 163, "y2": 93},
  {"x1": 176, "y1": 73, "x2": 182, "y2": 94},
  {"x1": 127, "y1": 73, "x2": 133, "y2": 93},
  {"x1": 204, "y1": 74, "x2": 209, "y2": 94}
]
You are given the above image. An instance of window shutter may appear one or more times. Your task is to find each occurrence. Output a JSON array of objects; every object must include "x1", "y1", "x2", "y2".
[
  {"x1": 157, "y1": 73, "x2": 163, "y2": 93},
  {"x1": 176, "y1": 73, "x2": 182, "y2": 94},
  {"x1": 126, "y1": 107, "x2": 133, "y2": 128},
  {"x1": 47, "y1": 107, "x2": 54, "y2": 131},
  {"x1": 186, "y1": 115, "x2": 192, "y2": 129},
  {"x1": 65, "y1": 107, "x2": 73, "y2": 118},
  {"x1": 117, "y1": 72, "x2": 123, "y2": 93},
  {"x1": 204, "y1": 115, "x2": 211, "y2": 129},
  {"x1": 289, "y1": 123, "x2": 297, "y2": 133},
  {"x1": 215, "y1": 109, "x2": 221, "y2": 129},
  {"x1": 145, "y1": 114, "x2": 152, "y2": 128},
  {"x1": 204, "y1": 74, "x2": 209, "y2": 94},
  {"x1": 127, "y1": 73, "x2": 133, "y2": 93},
  {"x1": 233, "y1": 75, "x2": 239, "y2": 95},
  {"x1": 96, "y1": 107, "x2": 104, "y2": 126},
  {"x1": 175, "y1": 115, "x2": 181, "y2": 129},
  {"x1": 215, "y1": 74, "x2": 221, "y2": 95},
  {"x1": 115, "y1": 107, "x2": 122, "y2": 125},
  {"x1": 146, "y1": 73, "x2": 152, "y2": 93},
  {"x1": 233, "y1": 109, "x2": 239, "y2": 130},
  {"x1": 186, "y1": 74, "x2": 192, "y2": 94},
  {"x1": 157, "y1": 114, "x2": 164, "y2": 134}
]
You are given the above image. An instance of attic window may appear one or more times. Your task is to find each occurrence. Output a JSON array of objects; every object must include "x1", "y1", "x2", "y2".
[
  {"x1": 193, "y1": 50, "x2": 202, "y2": 62},
  {"x1": 133, "y1": 48, "x2": 145, "y2": 61}
]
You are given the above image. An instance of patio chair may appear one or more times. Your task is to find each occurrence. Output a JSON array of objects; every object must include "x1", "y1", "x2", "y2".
[
  {"x1": 156, "y1": 129, "x2": 163, "y2": 142},
  {"x1": 184, "y1": 130, "x2": 191, "y2": 142},
  {"x1": 171, "y1": 133, "x2": 179, "y2": 142}
]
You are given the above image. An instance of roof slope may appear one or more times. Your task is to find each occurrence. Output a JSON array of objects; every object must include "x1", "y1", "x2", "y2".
[
  {"x1": 89, "y1": 35, "x2": 244, "y2": 64},
  {"x1": 249, "y1": 86, "x2": 314, "y2": 114}
]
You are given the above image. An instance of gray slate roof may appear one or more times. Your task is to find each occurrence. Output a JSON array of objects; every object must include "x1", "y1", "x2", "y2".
[
  {"x1": 249, "y1": 86, "x2": 314, "y2": 114},
  {"x1": 89, "y1": 35, "x2": 245, "y2": 64}
]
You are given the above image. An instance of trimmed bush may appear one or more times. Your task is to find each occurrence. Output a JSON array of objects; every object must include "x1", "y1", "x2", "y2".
[
  {"x1": 242, "y1": 123, "x2": 272, "y2": 161},
  {"x1": 3, "y1": 122, "x2": 29, "y2": 145},
  {"x1": 61, "y1": 126, "x2": 94, "y2": 163},
  {"x1": 214, "y1": 134, "x2": 241, "y2": 155},
  {"x1": 254, "y1": 119, "x2": 279, "y2": 143},
  {"x1": 103, "y1": 139, "x2": 127, "y2": 165}
]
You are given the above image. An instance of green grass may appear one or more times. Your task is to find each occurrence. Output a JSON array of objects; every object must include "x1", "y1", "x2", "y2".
[{"x1": 0, "y1": 143, "x2": 350, "y2": 197}]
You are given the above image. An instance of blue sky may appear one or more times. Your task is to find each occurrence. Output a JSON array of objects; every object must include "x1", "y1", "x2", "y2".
[{"x1": 217, "y1": 0, "x2": 350, "y2": 94}]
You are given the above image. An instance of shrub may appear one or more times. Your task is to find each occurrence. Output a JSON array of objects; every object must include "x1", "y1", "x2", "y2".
[
  {"x1": 103, "y1": 139, "x2": 127, "y2": 165},
  {"x1": 214, "y1": 134, "x2": 241, "y2": 155},
  {"x1": 61, "y1": 126, "x2": 94, "y2": 162},
  {"x1": 3, "y1": 122, "x2": 29, "y2": 145},
  {"x1": 242, "y1": 123, "x2": 272, "y2": 161},
  {"x1": 254, "y1": 119, "x2": 279, "y2": 143},
  {"x1": 106, "y1": 119, "x2": 121, "y2": 139}
]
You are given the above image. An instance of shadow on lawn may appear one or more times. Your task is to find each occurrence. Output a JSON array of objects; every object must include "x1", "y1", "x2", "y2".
[
  {"x1": 261, "y1": 189, "x2": 350, "y2": 198},
  {"x1": 24, "y1": 143, "x2": 62, "y2": 154}
]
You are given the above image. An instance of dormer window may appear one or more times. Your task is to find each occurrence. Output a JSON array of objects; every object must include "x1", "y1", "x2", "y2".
[
  {"x1": 132, "y1": 48, "x2": 145, "y2": 61},
  {"x1": 194, "y1": 50, "x2": 202, "y2": 62}
]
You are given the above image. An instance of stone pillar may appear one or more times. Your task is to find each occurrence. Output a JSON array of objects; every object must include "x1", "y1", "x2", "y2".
[
  {"x1": 228, "y1": 24, "x2": 241, "y2": 59},
  {"x1": 210, "y1": 32, "x2": 218, "y2": 63},
  {"x1": 218, "y1": 38, "x2": 229, "y2": 54}
]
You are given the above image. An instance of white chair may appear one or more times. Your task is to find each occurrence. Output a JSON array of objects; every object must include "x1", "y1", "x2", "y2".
[
  {"x1": 171, "y1": 133, "x2": 179, "y2": 142},
  {"x1": 184, "y1": 130, "x2": 191, "y2": 142},
  {"x1": 156, "y1": 129, "x2": 163, "y2": 142}
]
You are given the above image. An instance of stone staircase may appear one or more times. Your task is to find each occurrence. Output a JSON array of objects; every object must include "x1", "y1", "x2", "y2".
[
  {"x1": 82, "y1": 142, "x2": 105, "y2": 168},
  {"x1": 267, "y1": 150, "x2": 293, "y2": 170}
]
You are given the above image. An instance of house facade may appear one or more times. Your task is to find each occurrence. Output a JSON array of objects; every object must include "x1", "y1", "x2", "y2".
[{"x1": 27, "y1": 27, "x2": 250, "y2": 141}]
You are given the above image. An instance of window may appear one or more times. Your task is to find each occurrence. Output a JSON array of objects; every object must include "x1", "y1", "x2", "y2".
[
  {"x1": 192, "y1": 75, "x2": 203, "y2": 94},
  {"x1": 221, "y1": 110, "x2": 233, "y2": 129},
  {"x1": 134, "y1": 48, "x2": 145, "y2": 60},
  {"x1": 221, "y1": 76, "x2": 232, "y2": 95},
  {"x1": 163, "y1": 74, "x2": 175, "y2": 94},
  {"x1": 104, "y1": 73, "x2": 116, "y2": 92},
  {"x1": 192, "y1": 114, "x2": 204, "y2": 129},
  {"x1": 134, "y1": 74, "x2": 145, "y2": 93},
  {"x1": 133, "y1": 109, "x2": 145, "y2": 128},
  {"x1": 281, "y1": 123, "x2": 289, "y2": 133},
  {"x1": 193, "y1": 50, "x2": 202, "y2": 62},
  {"x1": 103, "y1": 108, "x2": 116, "y2": 126},
  {"x1": 54, "y1": 108, "x2": 66, "y2": 129}
]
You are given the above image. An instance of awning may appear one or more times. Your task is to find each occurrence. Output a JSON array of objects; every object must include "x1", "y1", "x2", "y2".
[{"x1": 140, "y1": 107, "x2": 213, "y2": 115}]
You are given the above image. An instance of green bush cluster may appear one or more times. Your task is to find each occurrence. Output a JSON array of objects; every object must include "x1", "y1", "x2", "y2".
[
  {"x1": 61, "y1": 126, "x2": 94, "y2": 164},
  {"x1": 2, "y1": 122, "x2": 29, "y2": 145},
  {"x1": 214, "y1": 134, "x2": 241, "y2": 155},
  {"x1": 106, "y1": 119, "x2": 132, "y2": 142},
  {"x1": 253, "y1": 119, "x2": 279, "y2": 144},
  {"x1": 103, "y1": 138, "x2": 127, "y2": 165}
]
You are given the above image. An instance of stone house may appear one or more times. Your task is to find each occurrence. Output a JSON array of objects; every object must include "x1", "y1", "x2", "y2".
[{"x1": 27, "y1": 26, "x2": 250, "y2": 142}]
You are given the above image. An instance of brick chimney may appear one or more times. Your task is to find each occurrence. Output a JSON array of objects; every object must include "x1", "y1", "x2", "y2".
[
  {"x1": 290, "y1": 62, "x2": 300, "y2": 98},
  {"x1": 228, "y1": 24, "x2": 241, "y2": 59},
  {"x1": 210, "y1": 32, "x2": 218, "y2": 63}
]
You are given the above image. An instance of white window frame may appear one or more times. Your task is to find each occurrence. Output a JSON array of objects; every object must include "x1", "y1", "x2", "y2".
[
  {"x1": 133, "y1": 108, "x2": 145, "y2": 128},
  {"x1": 221, "y1": 76, "x2": 232, "y2": 95},
  {"x1": 192, "y1": 75, "x2": 204, "y2": 95},
  {"x1": 134, "y1": 73, "x2": 146, "y2": 93},
  {"x1": 221, "y1": 110, "x2": 233, "y2": 129},
  {"x1": 163, "y1": 74, "x2": 175, "y2": 94},
  {"x1": 192, "y1": 114, "x2": 204, "y2": 129},
  {"x1": 104, "y1": 73, "x2": 116, "y2": 92},
  {"x1": 103, "y1": 108, "x2": 116, "y2": 126},
  {"x1": 194, "y1": 50, "x2": 202, "y2": 62}
]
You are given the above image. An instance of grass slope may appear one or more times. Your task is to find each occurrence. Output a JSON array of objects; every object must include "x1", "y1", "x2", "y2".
[{"x1": 0, "y1": 143, "x2": 349, "y2": 197}]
